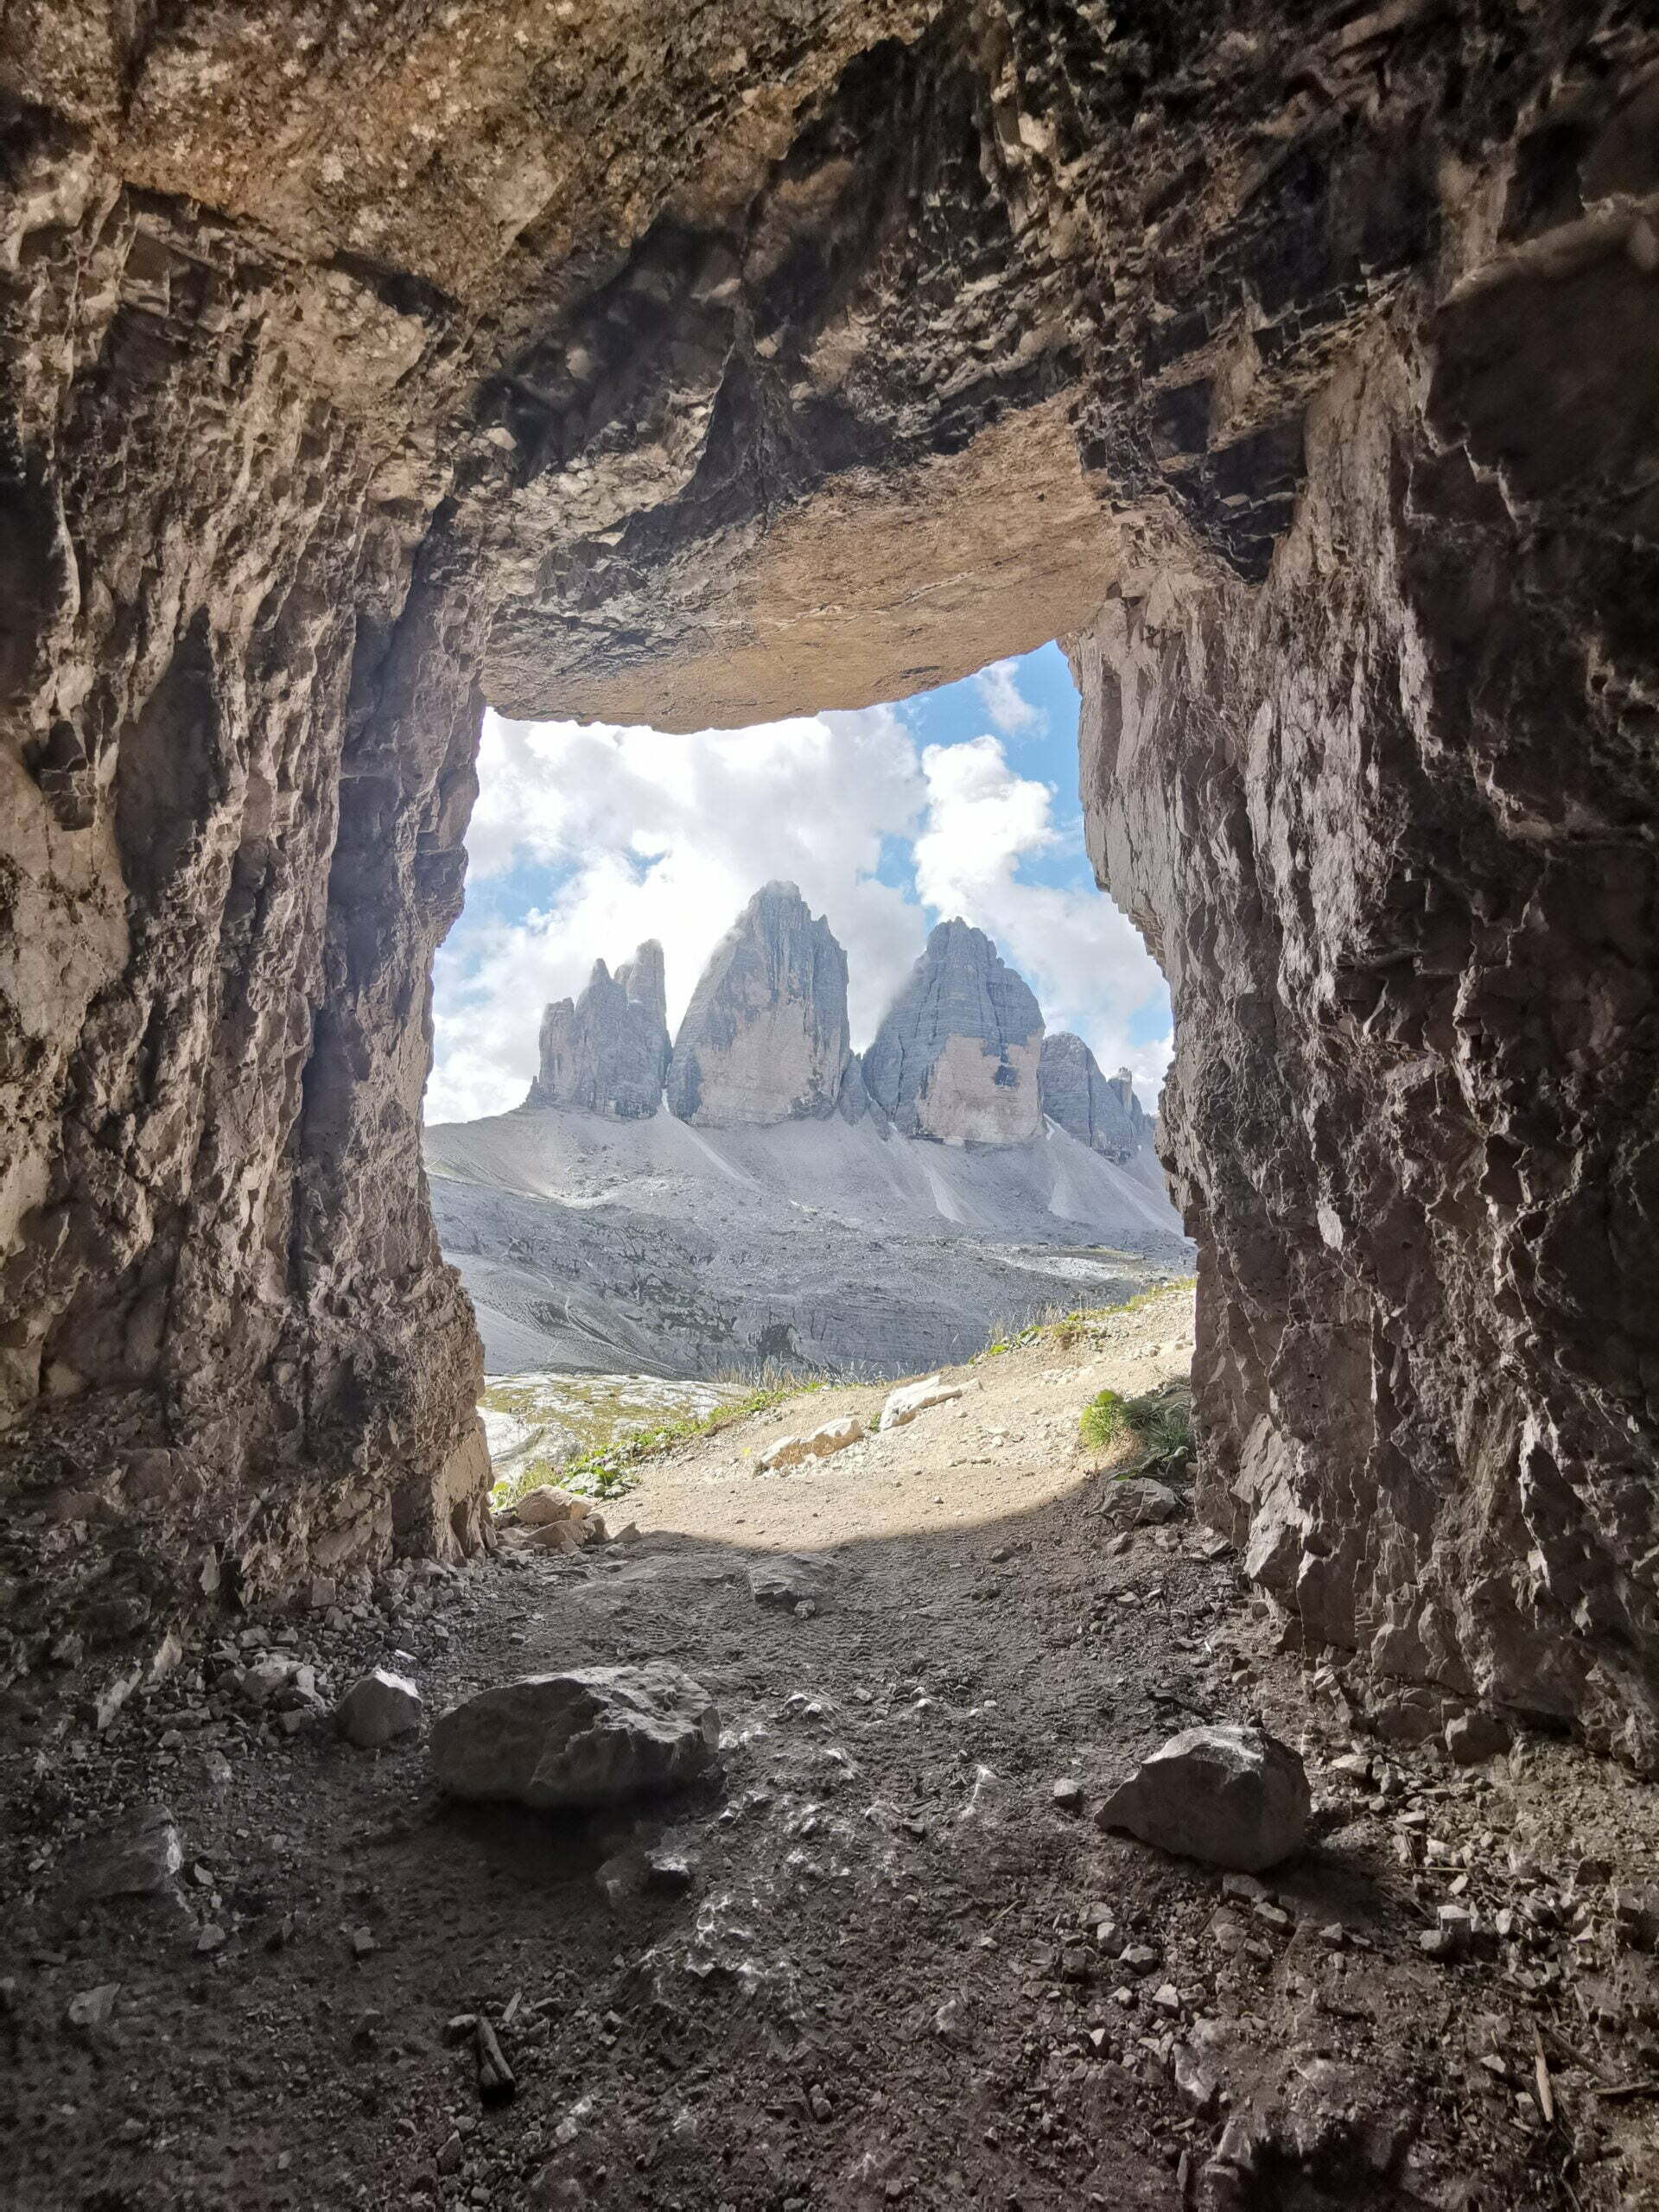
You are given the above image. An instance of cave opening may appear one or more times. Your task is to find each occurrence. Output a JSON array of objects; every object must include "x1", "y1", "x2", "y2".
[
  {"x1": 4, "y1": 8, "x2": 1659, "y2": 2197},
  {"x1": 422, "y1": 642, "x2": 1189, "y2": 1508}
]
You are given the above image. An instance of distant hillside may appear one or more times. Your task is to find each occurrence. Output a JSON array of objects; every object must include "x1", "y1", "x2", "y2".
[{"x1": 425, "y1": 1103, "x2": 1188, "y2": 1378}]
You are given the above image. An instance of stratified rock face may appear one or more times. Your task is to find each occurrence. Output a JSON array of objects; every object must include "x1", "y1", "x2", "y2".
[
  {"x1": 666, "y1": 885, "x2": 849, "y2": 1127},
  {"x1": 1039, "y1": 1033, "x2": 1151, "y2": 1163},
  {"x1": 528, "y1": 943, "x2": 671, "y2": 1119},
  {"x1": 865, "y1": 922, "x2": 1043, "y2": 1146}
]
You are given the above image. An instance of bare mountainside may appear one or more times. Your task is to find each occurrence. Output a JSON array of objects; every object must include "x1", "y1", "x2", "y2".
[{"x1": 423, "y1": 1101, "x2": 1189, "y2": 1379}]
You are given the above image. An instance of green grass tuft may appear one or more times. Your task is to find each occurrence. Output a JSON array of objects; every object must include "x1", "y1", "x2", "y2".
[{"x1": 1079, "y1": 1377, "x2": 1195, "y2": 1478}]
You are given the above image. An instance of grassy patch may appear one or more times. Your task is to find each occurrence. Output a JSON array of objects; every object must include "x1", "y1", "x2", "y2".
[
  {"x1": 489, "y1": 1375, "x2": 823, "y2": 1510},
  {"x1": 1079, "y1": 1377, "x2": 1195, "y2": 1478}
]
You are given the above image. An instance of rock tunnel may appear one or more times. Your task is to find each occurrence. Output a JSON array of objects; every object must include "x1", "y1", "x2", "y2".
[{"x1": 3, "y1": 3, "x2": 1656, "y2": 1767}]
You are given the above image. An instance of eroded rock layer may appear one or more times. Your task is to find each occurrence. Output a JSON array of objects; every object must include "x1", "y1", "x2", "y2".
[
  {"x1": 3, "y1": 3, "x2": 1656, "y2": 1758},
  {"x1": 1039, "y1": 1033, "x2": 1153, "y2": 1165}
]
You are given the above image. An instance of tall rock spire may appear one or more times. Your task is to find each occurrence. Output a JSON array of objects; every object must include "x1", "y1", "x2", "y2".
[
  {"x1": 1038, "y1": 1031, "x2": 1152, "y2": 1160},
  {"x1": 526, "y1": 940, "x2": 671, "y2": 1118},
  {"x1": 666, "y1": 883, "x2": 849, "y2": 1127},
  {"x1": 864, "y1": 918, "x2": 1043, "y2": 1144}
]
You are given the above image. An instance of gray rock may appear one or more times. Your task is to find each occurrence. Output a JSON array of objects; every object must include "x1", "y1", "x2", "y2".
[
  {"x1": 528, "y1": 941, "x2": 671, "y2": 1120},
  {"x1": 864, "y1": 919, "x2": 1043, "y2": 1145},
  {"x1": 429, "y1": 1662, "x2": 721, "y2": 1808},
  {"x1": 879, "y1": 1374, "x2": 976, "y2": 1430},
  {"x1": 1100, "y1": 1476, "x2": 1185, "y2": 1526},
  {"x1": 1039, "y1": 1033, "x2": 1154, "y2": 1163},
  {"x1": 63, "y1": 1802, "x2": 182, "y2": 1902},
  {"x1": 759, "y1": 1416, "x2": 864, "y2": 1471},
  {"x1": 1096, "y1": 1724, "x2": 1310, "y2": 1872},
  {"x1": 748, "y1": 1554, "x2": 832, "y2": 1609},
  {"x1": 666, "y1": 883, "x2": 849, "y2": 1126},
  {"x1": 1444, "y1": 1707, "x2": 1511, "y2": 1764},
  {"x1": 335, "y1": 1669, "x2": 423, "y2": 1750},
  {"x1": 65, "y1": 1984, "x2": 121, "y2": 2030}
]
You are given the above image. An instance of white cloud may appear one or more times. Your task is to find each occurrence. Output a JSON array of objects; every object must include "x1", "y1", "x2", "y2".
[
  {"x1": 911, "y1": 734, "x2": 1169, "y2": 1107},
  {"x1": 424, "y1": 706, "x2": 929, "y2": 1123},
  {"x1": 972, "y1": 657, "x2": 1043, "y2": 737}
]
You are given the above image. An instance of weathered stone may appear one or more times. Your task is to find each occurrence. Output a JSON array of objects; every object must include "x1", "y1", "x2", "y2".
[
  {"x1": 879, "y1": 1375, "x2": 976, "y2": 1432},
  {"x1": 865, "y1": 922, "x2": 1043, "y2": 1146},
  {"x1": 1039, "y1": 1034, "x2": 1152, "y2": 1163},
  {"x1": 748, "y1": 1555, "x2": 832, "y2": 1609},
  {"x1": 759, "y1": 1418, "x2": 864, "y2": 1471},
  {"x1": 666, "y1": 884, "x2": 849, "y2": 1127},
  {"x1": 1444, "y1": 1709, "x2": 1513, "y2": 1765},
  {"x1": 62, "y1": 1804, "x2": 181, "y2": 1903},
  {"x1": 1099, "y1": 1478, "x2": 1185, "y2": 1527},
  {"x1": 334, "y1": 1669, "x2": 423, "y2": 1751},
  {"x1": 528, "y1": 943, "x2": 671, "y2": 1120},
  {"x1": 516, "y1": 1486, "x2": 581, "y2": 1527},
  {"x1": 65, "y1": 1985, "x2": 121, "y2": 2031},
  {"x1": 1097, "y1": 1726, "x2": 1310, "y2": 1873},
  {"x1": 429, "y1": 1664, "x2": 720, "y2": 1809}
]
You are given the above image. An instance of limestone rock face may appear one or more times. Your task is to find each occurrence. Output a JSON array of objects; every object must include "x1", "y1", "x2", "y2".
[
  {"x1": 865, "y1": 923, "x2": 1043, "y2": 1146},
  {"x1": 667, "y1": 884, "x2": 849, "y2": 1127},
  {"x1": 1039, "y1": 1034, "x2": 1151, "y2": 1163},
  {"x1": 529, "y1": 942, "x2": 671, "y2": 1119}
]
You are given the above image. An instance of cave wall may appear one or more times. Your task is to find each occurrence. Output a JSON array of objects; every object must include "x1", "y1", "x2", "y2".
[
  {"x1": 1073, "y1": 233, "x2": 1659, "y2": 1764},
  {"x1": 3, "y1": 3, "x2": 1657, "y2": 1755}
]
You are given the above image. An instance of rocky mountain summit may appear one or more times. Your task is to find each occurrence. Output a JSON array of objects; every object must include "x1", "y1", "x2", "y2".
[
  {"x1": 865, "y1": 919, "x2": 1045, "y2": 1145},
  {"x1": 1039, "y1": 1032, "x2": 1153, "y2": 1163},
  {"x1": 664, "y1": 882, "x2": 849, "y2": 1128},
  {"x1": 524, "y1": 890, "x2": 1162, "y2": 1166},
  {"x1": 527, "y1": 942, "x2": 670, "y2": 1121}
]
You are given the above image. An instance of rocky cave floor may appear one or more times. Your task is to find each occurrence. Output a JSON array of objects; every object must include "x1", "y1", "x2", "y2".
[{"x1": 4, "y1": 1287, "x2": 1659, "y2": 2211}]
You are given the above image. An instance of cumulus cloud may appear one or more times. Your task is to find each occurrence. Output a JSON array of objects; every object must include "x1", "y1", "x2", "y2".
[
  {"x1": 972, "y1": 656, "x2": 1044, "y2": 737},
  {"x1": 425, "y1": 707, "x2": 929, "y2": 1123},
  {"x1": 911, "y1": 734, "x2": 1169, "y2": 1103}
]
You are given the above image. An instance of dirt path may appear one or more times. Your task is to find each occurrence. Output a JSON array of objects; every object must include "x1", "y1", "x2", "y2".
[{"x1": 4, "y1": 1287, "x2": 1658, "y2": 2210}]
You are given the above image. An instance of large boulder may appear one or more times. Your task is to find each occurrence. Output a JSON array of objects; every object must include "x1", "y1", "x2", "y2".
[
  {"x1": 1096, "y1": 1725, "x2": 1310, "y2": 1872},
  {"x1": 528, "y1": 942, "x2": 671, "y2": 1120},
  {"x1": 430, "y1": 1663, "x2": 721, "y2": 1809},
  {"x1": 666, "y1": 883, "x2": 849, "y2": 1127},
  {"x1": 864, "y1": 920, "x2": 1043, "y2": 1145},
  {"x1": 1039, "y1": 1033, "x2": 1152, "y2": 1162}
]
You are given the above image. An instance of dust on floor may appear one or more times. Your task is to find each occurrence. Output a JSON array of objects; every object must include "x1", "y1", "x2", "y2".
[{"x1": 3, "y1": 1287, "x2": 1657, "y2": 2211}]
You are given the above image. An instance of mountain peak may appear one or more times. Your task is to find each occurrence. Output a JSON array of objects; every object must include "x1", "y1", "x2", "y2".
[
  {"x1": 665, "y1": 886, "x2": 850, "y2": 1127},
  {"x1": 864, "y1": 920, "x2": 1044, "y2": 1144},
  {"x1": 527, "y1": 940, "x2": 671, "y2": 1120},
  {"x1": 1039, "y1": 1032, "x2": 1152, "y2": 1161}
]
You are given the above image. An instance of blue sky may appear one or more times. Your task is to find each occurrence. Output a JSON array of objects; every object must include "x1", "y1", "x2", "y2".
[{"x1": 426, "y1": 645, "x2": 1173, "y2": 1123}]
